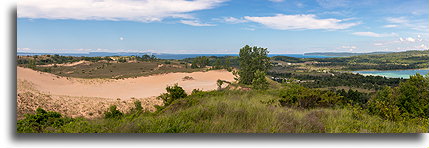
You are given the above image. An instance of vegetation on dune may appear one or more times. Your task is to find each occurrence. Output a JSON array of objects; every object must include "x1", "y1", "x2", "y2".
[
  {"x1": 17, "y1": 54, "x2": 206, "y2": 79},
  {"x1": 17, "y1": 46, "x2": 429, "y2": 133},
  {"x1": 17, "y1": 77, "x2": 429, "y2": 133}
]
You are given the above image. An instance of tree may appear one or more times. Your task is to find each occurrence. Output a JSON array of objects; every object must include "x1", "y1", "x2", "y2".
[
  {"x1": 252, "y1": 70, "x2": 269, "y2": 90},
  {"x1": 396, "y1": 73, "x2": 429, "y2": 118},
  {"x1": 238, "y1": 45, "x2": 271, "y2": 85}
]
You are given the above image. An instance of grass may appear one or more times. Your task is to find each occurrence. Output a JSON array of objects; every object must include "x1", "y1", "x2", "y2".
[{"x1": 30, "y1": 89, "x2": 427, "y2": 133}]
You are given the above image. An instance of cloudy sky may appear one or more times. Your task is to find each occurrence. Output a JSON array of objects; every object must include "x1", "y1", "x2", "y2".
[{"x1": 17, "y1": 0, "x2": 428, "y2": 54}]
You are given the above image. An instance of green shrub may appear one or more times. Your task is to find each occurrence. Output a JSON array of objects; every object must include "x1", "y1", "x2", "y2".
[
  {"x1": 104, "y1": 105, "x2": 123, "y2": 119},
  {"x1": 17, "y1": 108, "x2": 74, "y2": 133},
  {"x1": 278, "y1": 84, "x2": 342, "y2": 109},
  {"x1": 158, "y1": 84, "x2": 187, "y2": 106}
]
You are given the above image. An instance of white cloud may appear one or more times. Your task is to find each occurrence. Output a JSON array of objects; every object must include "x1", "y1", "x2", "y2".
[
  {"x1": 180, "y1": 20, "x2": 215, "y2": 26},
  {"x1": 223, "y1": 17, "x2": 248, "y2": 24},
  {"x1": 119, "y1": 37, "x2": 124, "y2": 41},
  {"x1": 352, "y1": 32, "x2": 397, "y2": 37},
  {"x1": 399, "y1": 37, "x2": 420, "y2": 43},
  {"x1": 385, "y1": 17, "x2": 428, "y2": 31},
  {"x1": 340, "y1": 45, "x2": 356, "y2": 51},
  {"x1": 386, "y1": 17, "x2": 408, "y2": 24},
  {"x1": 373, "y1": 43, "x2": 384, "y2": 46},
  {"x1": 383, "y1": 24, "x2": 398, "y2": 28},
  {"x1": 244, "y1": 14, "x2": 358, "y2": 30},
  {"x1": 18, "y1": 0, "x2": 227, "y2": 22}
]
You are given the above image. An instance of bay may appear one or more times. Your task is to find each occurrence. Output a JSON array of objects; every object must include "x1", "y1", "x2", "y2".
[{"x1": 352, "y1": 69, "x2": 429, "y2": 79}]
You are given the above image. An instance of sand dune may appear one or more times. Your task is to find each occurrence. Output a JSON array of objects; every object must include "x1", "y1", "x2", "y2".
[
  {"x1": 17, "y1": 66, "x2": 235, "y2": 119},
  {"x1": 17, "y1": 66, "x2": 235, "y2": 99}
]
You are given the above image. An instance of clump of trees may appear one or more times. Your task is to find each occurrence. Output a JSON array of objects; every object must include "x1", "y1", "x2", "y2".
[
  {"x1": 367, "y1": 73, "x2": 429, "y2": 121},
  {"x1": 238, "y1": 45, "x2": 271, "y2": 89},
  {"x1": 191, "y1": 56, "x2": 209, "y2": 68}
]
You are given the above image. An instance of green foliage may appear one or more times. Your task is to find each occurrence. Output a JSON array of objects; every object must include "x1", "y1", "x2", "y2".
[
  {"x1": 104, "y1": 105, "x2": 123, "y2": 119},
  {"x1": 396, "y1": 73, "x2": 429, "y2": 118},
  {"x1": 191, "y1": 56, "x2": 209, "y2": 68},
  {"x1": 268, "y1": 71, "x2": 404, "y2": 90},
  {"x1": 130, "y1": 100, "x2": 143, "y2": 113},
  {"x1": 217, "y1": 79, "x2": 224, "y2": 90},
  {"x1": 278, "y1": 84, "x2": 343, "y2": 109},
  {"x1": 238, "y1": 45, "x2": 271, "y2": 85},
  {"x1": 367, "y1": 73, "x2": 429, "y2": 121},
  {"x1": 252, "y1": 70, "x2": 269, "y2": 90},
  {"x1": 17, "y1": 108, "x2": 74, "y2": 133},
  {"x1": 273, "y1": 50, "x2": 429, "y2": 70},
  {"x1": 158, "y1": 84, "x2": 187, "y2": 106}
]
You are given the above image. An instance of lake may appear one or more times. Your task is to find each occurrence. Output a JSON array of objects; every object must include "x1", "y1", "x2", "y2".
[
  {"x1": 352, "y1": 69, "x2": 429, "y2": 79},
  {"x1": 17, "y1": 52, "x2": 334, "y2": 59}
]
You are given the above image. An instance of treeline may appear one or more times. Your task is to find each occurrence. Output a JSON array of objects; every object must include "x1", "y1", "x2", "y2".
[
  {"x1": 273, "y1": 50, "x2": 429, "y2": 70},
  {"x1": 181, "y1": 56, "x2": 239, "y2": 69},
  {"x1": 275, "y1": 73, "x2": 428, "y2": 122},
  {"x1": 268, "y1": 71, "x2": 404, "y2": 90},
  {"x1": 17, "y1": 54, "x2": 159, "y2": 66}
]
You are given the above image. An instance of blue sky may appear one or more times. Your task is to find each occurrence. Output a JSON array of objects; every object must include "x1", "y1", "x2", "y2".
[{"x1": 17, "y1": 0, "x2": 428, "y2": 54}]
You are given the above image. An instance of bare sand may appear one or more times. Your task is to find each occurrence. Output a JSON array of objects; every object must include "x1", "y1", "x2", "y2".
[
  {"x1": 17, "y1": 66, "x2": 235, "y2": 119},
  {"x1": 17, "y1": 66, "x2": 235, "y2": 99},
  {"x1": 37, "y1": 60, "x2": 89, "y2": 67}
]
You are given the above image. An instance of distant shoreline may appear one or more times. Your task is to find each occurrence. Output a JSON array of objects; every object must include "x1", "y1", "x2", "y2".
[{"x1": 17, "y1": 52, "x2": 335, "y2": 59}]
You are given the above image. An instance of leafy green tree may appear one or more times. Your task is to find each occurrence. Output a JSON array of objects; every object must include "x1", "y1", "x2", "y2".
[
  {"x1": 396, "y1": 73, "x2": 429, "y2": 118},
  {"x1": 252, "y1": 70, "x2": 269, "y2": 90},
  {"x1": 367, "y1": 86, "x2": 401, "y2": 121},
  {"x1": 238, "y1": 45, "x2": 271, "y2": 85}
]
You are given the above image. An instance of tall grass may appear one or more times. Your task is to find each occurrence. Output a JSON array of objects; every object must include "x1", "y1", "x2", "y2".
[{"x1": 51, "y1": 90, "x2": 427, "y2": 133}]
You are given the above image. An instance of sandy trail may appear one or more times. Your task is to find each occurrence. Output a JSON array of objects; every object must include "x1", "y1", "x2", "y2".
[{"x1": 17, "y1": 66, "x2": 235, "y2": 99}]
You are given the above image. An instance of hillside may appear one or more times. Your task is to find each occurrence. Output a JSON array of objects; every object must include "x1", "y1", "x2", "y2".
[
  {"x1": 274, "y1": 50, "x2": 429, "y2": 70},
  {"x1": 304, "y1": 51, "x2": 393, "y2": 57}
]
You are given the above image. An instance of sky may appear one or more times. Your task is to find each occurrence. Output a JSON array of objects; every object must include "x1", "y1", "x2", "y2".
[{"x1": 17, "y1": 0, "x2": 429, "y2": 54}]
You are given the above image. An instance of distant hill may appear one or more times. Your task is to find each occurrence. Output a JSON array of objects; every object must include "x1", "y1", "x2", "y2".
[
  {"x1": 275, "y1": 50, "x2": 429, "y2": 70},
  {"x1": 304, "y1": 51, "x2": 393, "y2": 57}
]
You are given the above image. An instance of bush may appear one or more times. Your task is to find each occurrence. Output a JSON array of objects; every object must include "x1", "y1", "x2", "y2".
[
  {"x1": 158, "y1": 84, "x2": 187, "y2": 106},
  {"x1": 104, "y1": 105, "x2": 123, "y2": 119},
  {"x1": 130, "y1": 100, "x2": 143, "y2": 113},
  {"x1": 17, "y1": 108, "x2": 74, "y2": 133},
  {"x1": 278, "y1": 84, "x2": 343, "y2": 109}
]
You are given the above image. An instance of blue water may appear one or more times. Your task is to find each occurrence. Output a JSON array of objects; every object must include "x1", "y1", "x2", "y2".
[
  {"x1": 17, "y1": 52, "x2": 334, "y2": 59},
  {"x1": 352, "y1": 69, "x2": 429, "y2": 79}
]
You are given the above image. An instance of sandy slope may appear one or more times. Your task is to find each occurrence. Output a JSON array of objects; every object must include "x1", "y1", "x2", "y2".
[
  {"x1": 17, "y1": 66, "x2": 235, "y2": 99},
  {"x1": 17, "y1": 66, "x2": 235, "y2": 119}
]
